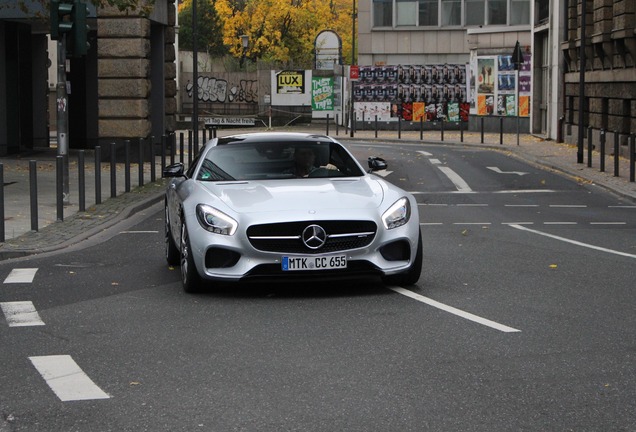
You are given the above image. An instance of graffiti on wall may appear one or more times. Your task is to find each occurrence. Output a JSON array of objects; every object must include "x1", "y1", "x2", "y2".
[{"x1": 186, "y1": 75, "x2": 258, "y2": 104}]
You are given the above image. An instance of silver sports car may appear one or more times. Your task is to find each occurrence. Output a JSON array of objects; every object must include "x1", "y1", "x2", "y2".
[{"x1": 163, "y1": 132, "x2": 422, "y2": 292}]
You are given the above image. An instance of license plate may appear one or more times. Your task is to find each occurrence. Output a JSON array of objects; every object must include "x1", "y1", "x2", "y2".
[{"x1": 282, "y1": 255, "x2": 347, "y2": 271}]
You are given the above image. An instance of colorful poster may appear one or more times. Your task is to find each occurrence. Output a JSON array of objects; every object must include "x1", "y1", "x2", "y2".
[
  {"x1": 413, "y1": 102, "x2": 425, "y2": 121},
  {"x1": 519, "y1": 96, "x2": 530, "y2": 117},
  {"x1": 276, "y1": 70, "x2": 304, "y2": 94},
  {"x1": 311, "y1": 77, "x2": 334, "y2": 111},
  {"x1": 506, "y1": 95, "x2": 516, "y2": 116},
  {"x1": 477, "y1": 58, "x2": 495, "y2": 94},
  {"x1": 447, "y1": 102, "x2": 459, "y2": 122}
]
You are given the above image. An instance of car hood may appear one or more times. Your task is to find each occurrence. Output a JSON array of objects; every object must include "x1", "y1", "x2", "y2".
[{"x1": 198, "y1": 177, "x2": 385, "y2": 214}]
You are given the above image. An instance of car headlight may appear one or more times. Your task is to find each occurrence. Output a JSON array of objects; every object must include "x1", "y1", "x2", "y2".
[
  {"x1": 382, "y1": 197, "x2": 411, "y2": 229},
  {"x1": 196, "y1": 204, "x2": 238, "y2": 235}
]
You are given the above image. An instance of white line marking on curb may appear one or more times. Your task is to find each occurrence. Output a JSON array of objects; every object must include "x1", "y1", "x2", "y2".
[
  {"x1": 4, "y1": 269, "x2": 38, "y2": 284},
  {"x1": 437, "y1": 166, "x2": 473, "y2": 192},
  {"x1": 589, "y1": 222, "x2": 626, "y2": 225},
  {"x1": 509, "y1": 224, "x2": 636, "y2": 259},
  {"x1": 430, "y1": 159, "x2": 442, "y2": 165},
  {"x1": 1, "y1": 301, "x2": 45, "y2": 327},
  {"x1": 389, "y1": 287, "x2": 521, "y2": 333},
  {"x1": 29, "y1": 355, "x2": 111, "y2": 401}
]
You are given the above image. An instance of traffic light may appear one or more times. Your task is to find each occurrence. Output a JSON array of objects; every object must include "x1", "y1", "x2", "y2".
[
  {"x1": 50, "y1": 0, "x2": 73, "y2": 41},
  {"x1": 71, "y1": 0, "x2": 90, "y2": 57},
  {"x1": 50, "y1": 0, "x2": 90, "y2": 57}
]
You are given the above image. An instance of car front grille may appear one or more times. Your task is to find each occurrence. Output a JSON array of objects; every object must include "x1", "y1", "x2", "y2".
[{"x1": 247, "y1": 220, "x2": 377, "y2": 254}]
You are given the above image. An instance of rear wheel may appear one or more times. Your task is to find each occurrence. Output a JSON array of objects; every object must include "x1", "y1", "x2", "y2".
[
  {"x1": 180, "y1": 222, "x2": 203, "y2": 293},
  {"x1": 382, "y1": 230, "x2": 422, "y2": 287},
  {"x1": 165, "y1": 204, "x2": 180, "y2": 266}
]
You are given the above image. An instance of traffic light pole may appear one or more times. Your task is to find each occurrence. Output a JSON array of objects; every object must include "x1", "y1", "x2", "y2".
[{"x1": 56, "y1": 36, "x2": 70, "y2": 204}]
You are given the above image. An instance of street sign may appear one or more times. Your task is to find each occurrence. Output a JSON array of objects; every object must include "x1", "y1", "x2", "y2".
[{"x1": 350, "y1": 65, "x2": 359, "y2": 80}]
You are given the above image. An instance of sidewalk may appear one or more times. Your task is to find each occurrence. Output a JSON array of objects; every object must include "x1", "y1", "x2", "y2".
[{"x1": 0, "y1": 126, "x2": 634, "y2": 261}]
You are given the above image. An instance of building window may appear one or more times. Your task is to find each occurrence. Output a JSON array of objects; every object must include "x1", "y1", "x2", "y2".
[
  {"x1": 374, "y1": 0, "x2": 394, "y2": 27},
  {"x1": 372, "y1": 0, "x2": 530, "y2": 28},
  {"x1": 441, "y1": 0, "x2": 461, "y2": 25},
  {"x1": 465, "y1": 0, "x2": 484, "y2": 25},
  {"x1": 487, "y1": 0, "x2": 507, "y2": 25},
  {"x1": 397, "y1": 0, "x2": 418, "y2": 26},
  {"x1": 419, "y1": 0, "x2": 439, "y2": 26}
]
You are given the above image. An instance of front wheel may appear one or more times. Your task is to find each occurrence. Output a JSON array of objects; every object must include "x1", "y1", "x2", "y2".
[
  {"x1": 180, "y1": 222, "x2": 203, "y2": 293},
  {"x1": 382, "y1": 230, "x2": 422, "y2": 287}
]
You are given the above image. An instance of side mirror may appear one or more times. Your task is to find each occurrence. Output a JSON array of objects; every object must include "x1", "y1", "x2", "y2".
[
  {"x1": 163, "y1": 163, "x2": 185, "y2": 178},
  {"x1": 368, "y1": 157, "x2": 388, "y2": 172}
]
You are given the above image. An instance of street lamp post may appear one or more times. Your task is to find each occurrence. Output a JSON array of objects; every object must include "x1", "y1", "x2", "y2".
[{"x1": 240, "y1": 35, "x2": 249, "y2": 68}]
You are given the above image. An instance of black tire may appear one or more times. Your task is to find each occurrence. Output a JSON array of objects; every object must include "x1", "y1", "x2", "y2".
[
  {"x1": 180, "y1": 222, "x2": 203, "y2": 293},
  {"x1": 382, "y1": 230, "x2": 423, "y2": 287},
  {"x1": 165, "y1": 204, "x2": 180, "y2": 266}
]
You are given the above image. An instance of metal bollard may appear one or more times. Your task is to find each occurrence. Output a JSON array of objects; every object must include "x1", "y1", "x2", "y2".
[
  {"x1": 587, "y1": 127, "x2": 593, "y2": 168},
  {"x1": 630, "y1": 134, "x2": 635, "y2": 182},
  {"x1": 110, "y1": 142, "x2": 117, "y2": 198},
  {"x1": 600, "y1": 130, "x2": 606, "y2": 172},
  {"x1": 29, "y1": 160, "x2": 38, "y2": 231},
  {"x1": 326, "y1": 114, "x2": 330, "y2": 136},
  {"x1": 150, "y1": 137, "x2": 156, "y2": 182},
  {"x1": 499, "y1": 117, "x2": 503, "y2": 145},
  {"x1": 179, "y1": 133, "x2": 185, "y2": 165},
  {"x1": 125, "y1": 140, "x2": 131, "y2": 193},
  {"x1": 480, "y1": 117, "x2": 484, "y2": 144},
  {"x1": 398, "y1": 116, "x2": 402, "y2": 140},
  {"x1": 161, "y1": 135, "x2": 167, "y2": 172},
  {"x1": 56, "y1": 156, "x2": 64, "y2": 221},
  {"x1": 613, "y1": 132, "x2": 619, "y2": 177},
  {"x1": 375, "y1": 115, "x2": 378, "y2": 138},
  {"x1": 186, "y1": 132, "x2": 192, "y2": 166},
  {"x1": 0, "y1": 164, "x2": 4, "y2": 242},
  {"x1": 460, "y1": 119, "x2": 464, "y2": 143},
  {"x1": 78, "y1": 150, "x2": 85, "y2": 212},
  {"x1": 170, "y1": 133, "x2": 175, "y2": 166},
  {"x1": 441, "y1": 119, "x2": 444, "y2": 142},
  {"x1": 335, "y1": 114, "x2": 339, "y2": 136},
  {"x1": 138, "y1": 138, "x2": 145, "y2": 187},
  {"x1": 95, "y1": 146, "x2": 102, "y2": 205},
  {"x1": 420, "y1": 117, "x2": 423, "y2": 141}
]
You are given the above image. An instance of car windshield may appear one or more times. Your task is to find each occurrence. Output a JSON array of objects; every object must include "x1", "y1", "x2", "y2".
[{"x1": 196, "y1": 140, "x2": 365, "y2": 181}]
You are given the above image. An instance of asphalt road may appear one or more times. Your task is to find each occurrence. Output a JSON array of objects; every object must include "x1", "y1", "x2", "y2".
[{"x1": 1, "y1": 142, "x2": 635, "y2": 431}]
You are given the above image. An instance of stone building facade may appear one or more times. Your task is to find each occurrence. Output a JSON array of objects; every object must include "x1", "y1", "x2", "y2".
[
  {"x1": 562, "y1": 0, "x2": 635, "y2": 151},
  {"x1": 95, "y1": 0, "x2": 177, "y2": 147},
  {"x1": 0, "y1": 0, "x2": 177, "y2": 153}
]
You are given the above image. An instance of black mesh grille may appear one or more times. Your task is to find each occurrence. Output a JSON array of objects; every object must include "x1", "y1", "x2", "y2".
[{"x1": 247, "y1": 220, "x2": 377, "y2": 254}]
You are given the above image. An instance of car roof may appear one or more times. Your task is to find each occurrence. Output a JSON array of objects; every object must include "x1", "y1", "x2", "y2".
[{"x1": 214, "y1": 132, "x2": 335, "y2": 146}]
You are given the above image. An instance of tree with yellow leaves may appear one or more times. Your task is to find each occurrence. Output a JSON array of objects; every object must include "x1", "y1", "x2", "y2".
[{"x1": 215, "y1": 0, "x2": 355, "y2": 68}]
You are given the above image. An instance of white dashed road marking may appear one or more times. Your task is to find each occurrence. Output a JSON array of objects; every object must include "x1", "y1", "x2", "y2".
[
  {"x1": 1, "y1": 301, "x2": 45, "y2": 327},
  {"x1": 509, "y1": 224, "x2": 636, "y2": 259},
  {"x1": 29, "y1": 355, "x2": 111, "y2": 401},
  {"x1": 4, "y1": 268, "x2": 38, "y2": 284},
  {"x1": 390, "y1": 287, "x2": 521, "y2": 333}
]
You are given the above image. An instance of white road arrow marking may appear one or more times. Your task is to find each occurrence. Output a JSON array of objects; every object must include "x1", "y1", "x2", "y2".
[
  {"x1": 487, "y1": 167, "x2": 528, "y2": 176},
  {"x1": 372, "y1": 170, "x2": 393, "y2": 178}
]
